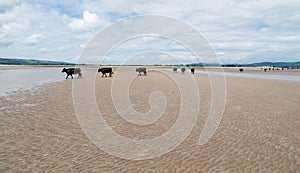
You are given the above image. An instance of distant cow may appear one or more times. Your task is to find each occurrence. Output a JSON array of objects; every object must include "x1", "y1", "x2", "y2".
[
  {"x1": 181, "y1": 68, "x2": 186, "y2": 73},
  {"x1": 239, "y1": 68, "x2": 243, "y2": 72},
  {"x1": 264, "y1": 68, "x2": 268, "y2": 72},
  {"x1": 191, "y1": 68, "x2": 195, "y2": 74},
  {"x1": 173, "y1": 68, "x2": 177, "y2": 73},
  {"x1": 62, "y1": 68, "x2": 82, "y2": 79},
  {"x1": 98, "y1": 67, "x2": 113, "y2": 77},
  {"x1": 136, "y1": 67, "x2": 147, "y2": 76}
]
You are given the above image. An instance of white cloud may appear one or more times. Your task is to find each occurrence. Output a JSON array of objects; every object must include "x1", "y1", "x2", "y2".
[
  {"x1": 0, "y1": 0, "x2": 23, "y2": 12},
  {"x1": 0, "y1": 2, "x2": 83, "y2": 62},
  {"x1": 80, "y1": 44, "x2": 87, "y2": 48},
  {"x1": 39, "y1": 47, "x2": 50, "y2": 53},
  {"x1": 78, "y1": 55, "x2": 112, "y2": 64},
  {"x1": 0, "y1": 0, "x2": 300, "y2": 64},
  {"x1": 259, "y1": 27, "x2": 270, "y2": 33},
  {"x1": 23, "y1": 34, "x2": 44, "y2": 45},
  {"x1": 58, "y1": 45, "x2": 71, "y2": 51},
  {"x1": 68, "y1": 10, "x2": 101, "y2": 32}
]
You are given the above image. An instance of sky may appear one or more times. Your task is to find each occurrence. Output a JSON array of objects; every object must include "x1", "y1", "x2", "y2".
[{"x1": 0, "y1": 0, "x2": 299, "y2": 65}]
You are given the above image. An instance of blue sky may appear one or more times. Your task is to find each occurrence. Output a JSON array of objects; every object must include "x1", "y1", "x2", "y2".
[{"x1": 0, "y1": 0, "x2": 299, "y2": 64}]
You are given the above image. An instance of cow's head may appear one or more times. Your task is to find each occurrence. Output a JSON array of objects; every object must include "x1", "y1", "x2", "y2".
[
  {"x1": 62, "y1": 68, "x2": 67, "y2": 73},
  {"x1": 98, "y1": 68, "x2": 102, "y2": 72}
]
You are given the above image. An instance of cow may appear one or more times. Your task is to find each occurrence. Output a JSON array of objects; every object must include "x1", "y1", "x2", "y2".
[
  {"x1": 173, "y1": 68, "x2": 177, "y2": 73},
  {"x1": 98, "y1": 67, "x2": 113, "y2": 77},
  {"x1": 191, "y1": 68, "x2": 195, "y2": 74},
  {"x1": 181, "y1": 68, "x2": 186, "y2": 74},
  {"x1": 264, "y1": 68, "x2": 268, "y2": 72},
  {"x1": 239, "y1": 68, "x2": 243, "y2": 72},
  {"x1": 136, "y1": 67, "x2": 147, "y2": 76},
  {"x1": 62, "y1": 68, "x2": 82, "y2": 79}
]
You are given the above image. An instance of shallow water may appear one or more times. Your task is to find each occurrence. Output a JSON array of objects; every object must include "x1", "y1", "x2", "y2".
[{"x1": 0, "y1": 67, "x2": 65, "y2": 96}]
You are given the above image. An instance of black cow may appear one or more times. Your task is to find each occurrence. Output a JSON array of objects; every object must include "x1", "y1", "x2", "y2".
[
  {"x1": 173, "y1": 68, "x2": 177, "y2": 73},
  {"x1": 98, "y1": 67, "x2": 113, "y2": 77},
  {"x1": 191, "y1": 68, "x2": 195, "y2": 74},
  {"x1": 239, "y1": 68, "x2": 243, "y2": 72},
  {"x1": 181, "y1": 68, "x2": 186, "y2": 73},
  {"x1": 62, "y1": 68, "x2": 82, "y2": 79},
  {"x1": 136, "y1": 67, "x2": 147, "y2": 76}
]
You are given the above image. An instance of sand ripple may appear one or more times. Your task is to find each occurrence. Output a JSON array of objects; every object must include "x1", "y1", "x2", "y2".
[{"x1": 0, "y1": 68, "x2": 299, "y2": 172}]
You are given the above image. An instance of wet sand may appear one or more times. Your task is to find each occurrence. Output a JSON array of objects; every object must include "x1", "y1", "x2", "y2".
[
  {"x1": 0, "y1": 67, "x2": 299, "y2": 172},
  {"x1": 180, "y1": 66, "x2": 300, "y2": 77},
  {"x1": 221, "y1": 67, "x2": 300, "y2": 76}
]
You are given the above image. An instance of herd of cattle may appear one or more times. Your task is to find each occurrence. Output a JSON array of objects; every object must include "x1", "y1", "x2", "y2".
[
  {"x1": 239, "y1": 67, "x2": 288, "y2": 73},
  {"x1": 172, "y1": 67, "x2": 195, "y2": 74},
  {"x1": 61, "y1": 67, "x2": 197, "y2": 79},
  {"x1": 61, "y1": 66, "x2": 288, "y2": 79}
]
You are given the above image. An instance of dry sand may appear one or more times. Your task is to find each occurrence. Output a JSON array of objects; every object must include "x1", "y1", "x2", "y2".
[{"x1": 0, "y1": 67, "x2": 299, "y2": 172}]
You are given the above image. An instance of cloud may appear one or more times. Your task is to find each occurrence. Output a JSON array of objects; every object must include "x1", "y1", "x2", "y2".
[
  {"x1": 0, "y1": 0, "x2": 300, "y2": 64},
  {"x1": 0, "y1": 2, "x2": 83, "y2": 62},
  {"x1": 0, "y1": 0, "x2": 23, "y2": 12},
  {"x1": 23, "y1": 34, "x2": 44, "y2": 45},
  {"x1": 259, "y1": 27, "x2": 270, "y2": 33},
  {"x1": 39, "y1": 47, "x2": 50, "y2": 53},
  {"x1": 68, "y1": 10, "x2": 101, "y2": 32},
  {"x1": 77, "y1": 55, "x2": 112, "y2": 64},
  {"x1": 58, "y1": 45, "x2": 71, "y2": 51}
]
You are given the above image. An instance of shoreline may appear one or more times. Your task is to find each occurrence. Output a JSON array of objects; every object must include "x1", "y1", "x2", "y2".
[{"x1": 1, "y1": 66, "x2": 299, "y2": 97}]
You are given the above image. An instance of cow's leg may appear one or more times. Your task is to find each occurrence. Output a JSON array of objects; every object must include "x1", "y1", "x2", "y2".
[
  {"x1": 66, "y1": 75, "x2": 68, "y2": 79},
  {"x1": 71, "y1": 74, "x2": 73, "y2": 79},
  {"x1": 144, "y1": 72, "x2": 147, "y2": 76}
]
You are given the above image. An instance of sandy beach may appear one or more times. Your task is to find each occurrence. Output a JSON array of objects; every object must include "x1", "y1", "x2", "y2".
[{"x1": 0, "y1": 67, "x2": 299, "y2": 172}]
